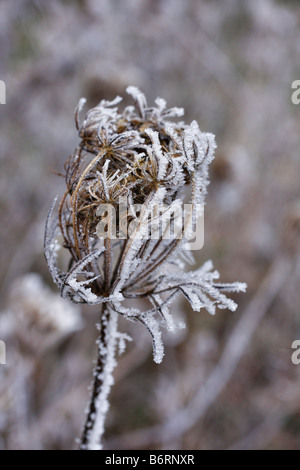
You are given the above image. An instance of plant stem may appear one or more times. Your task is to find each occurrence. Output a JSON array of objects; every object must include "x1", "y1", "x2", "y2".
[{"x1": 80, "y1": 304, "x2": 118, "y2": 450}]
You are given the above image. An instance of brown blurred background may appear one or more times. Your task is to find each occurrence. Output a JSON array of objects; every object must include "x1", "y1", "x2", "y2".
[{"x1": 1, "y1": 0, "x2": 300, "y2": 450}]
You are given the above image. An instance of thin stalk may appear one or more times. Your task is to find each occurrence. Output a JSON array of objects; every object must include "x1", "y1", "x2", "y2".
[
  {"x1": 104, "y1": 211, "x2": 113, "y2": 295},
  {"x1": 80, "y1": 304, "x2": 118, "y2": 450}
]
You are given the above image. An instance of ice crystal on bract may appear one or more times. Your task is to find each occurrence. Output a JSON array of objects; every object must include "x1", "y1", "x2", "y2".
[{"x1": 44, "y1": 86, "x2": 246, "y2": 449}]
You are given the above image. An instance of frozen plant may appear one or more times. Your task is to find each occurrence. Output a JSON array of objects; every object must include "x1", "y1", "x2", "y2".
[{"x1": 44, "y1": 86, "x2": 246, "y2": 450}]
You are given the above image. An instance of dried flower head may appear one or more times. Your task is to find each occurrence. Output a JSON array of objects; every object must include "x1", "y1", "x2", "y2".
[{"x1": 44, "y1": 86, "x2": 246, "y2": 449}]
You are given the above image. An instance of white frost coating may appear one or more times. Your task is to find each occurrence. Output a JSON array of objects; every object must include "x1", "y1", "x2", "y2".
[
  {"x1": 143, "y1": 259, "x2": 247, "y2": 320},
  {"x1": 151, "y1": 294, "x2": 175, "y2": 332},
  {"x1": 76, "y1": 97, "x2": 87, "y2": 117},
  {"x1": 126, "y1": 86, "x2": 147, "y2": 118},
  {"x1": 110, "y1": 130, "x2": 145, "y2": 150},
  {"x1": 145, "y1": 128, "x2": 168, "y2": 181},
  {"x1": 62, "y1": 248, "x2": 105, "y2": 303},
  {"x1": 126, "y1": 86, "x2": 184, "y2": 123},
  {"x1": 154, "y1": 96, "x2": 167, "y2": 112},
  {"x1": 141, "y1": 313, "x2": 164, "y2": 364},
  {"x1": 86, "y1": 309, "x2": 119, "y2": 450},
  {"x1": 68, "y1": 278, "x2": 98, "y2": 303},
  {"x1": 116, "y1": 332, "x2": 132, "y2": 355}
]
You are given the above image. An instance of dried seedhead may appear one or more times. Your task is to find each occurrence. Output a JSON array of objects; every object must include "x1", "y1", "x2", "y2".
[
  {"x1": 45, "y1": 86, "x2": 246, "y2": 364},
  {"x1": 45, "y1": 86, "x2": 246, "y2": 450}
]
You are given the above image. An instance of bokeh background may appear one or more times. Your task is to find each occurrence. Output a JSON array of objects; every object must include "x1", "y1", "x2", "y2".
[{"x1": 1, "y1": 0, "x2": 300, "y2": 450}]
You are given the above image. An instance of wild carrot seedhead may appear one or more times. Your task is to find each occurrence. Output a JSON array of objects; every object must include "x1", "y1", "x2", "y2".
[
  {"x1": 45, "y1": 86, "x2": 246, "y2": 364},
  {"x1": 44, "y1": 86, "x2": 246, "y2": 450}
]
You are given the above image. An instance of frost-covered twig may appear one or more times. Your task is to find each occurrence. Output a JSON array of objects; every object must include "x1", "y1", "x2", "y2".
[
  {"x1": 44, "y1": 86, "x2": 246, "y2": 449},
  {"x1": 80, "y1": 306, "x2": 118, "y2": 450}
]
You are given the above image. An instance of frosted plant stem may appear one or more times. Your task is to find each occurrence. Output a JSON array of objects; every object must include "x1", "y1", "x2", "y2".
[{"x1": 80, "y1": 305, "x2": 118, "y2": 450}]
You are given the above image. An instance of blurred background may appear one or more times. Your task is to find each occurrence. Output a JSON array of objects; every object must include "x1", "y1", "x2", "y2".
[{"x1": 1, "y1": 0, "x2": 300, "y2": 450}]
